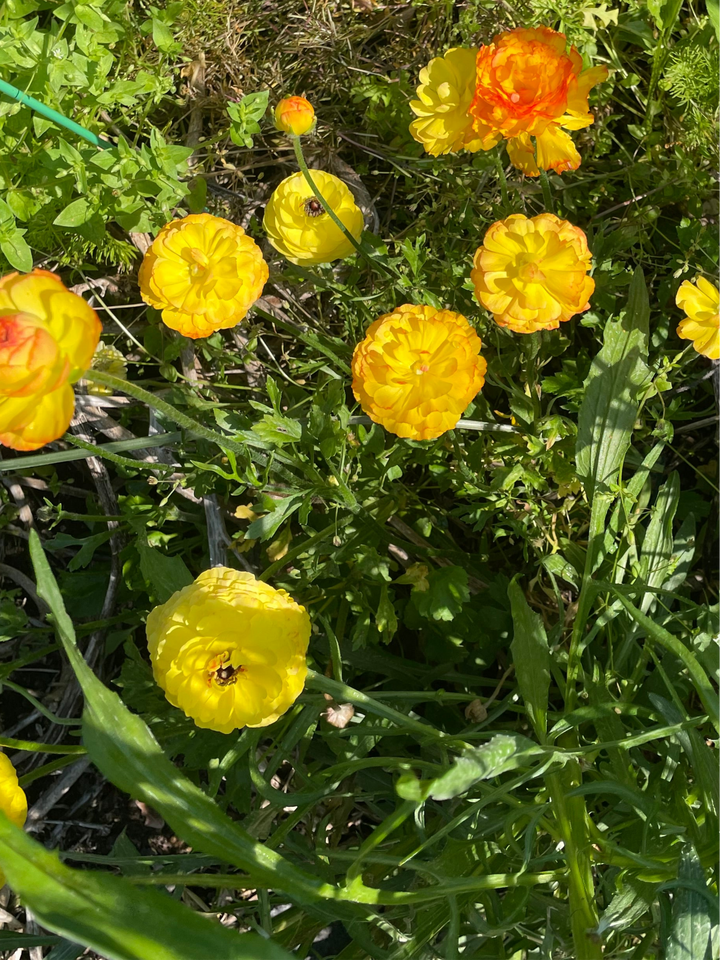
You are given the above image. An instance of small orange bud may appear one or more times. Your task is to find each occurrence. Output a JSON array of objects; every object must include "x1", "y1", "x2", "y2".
[{"x1": 274, "y1": 97, "x2": 315, "y2": 136}]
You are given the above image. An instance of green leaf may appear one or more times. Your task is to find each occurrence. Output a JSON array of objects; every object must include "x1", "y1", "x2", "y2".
[
  {"x1": 0, "y1": 811, "x2": 287, "y2": 960},
  {"x1": 136, "y1": 540, "x2": 193, "y2": 603},
  {"x1": 708, "y1": 0, "x2": 720, "y2": 39},
  {"x1": 413, "y1": 566, "x2": 469, "y2": 622},
  {"x1": 663, "y1": 846, "x2": 714, "y2": 960},
  {"x1": 251, "y1": 413, "x2": 302, "y2": 446},
  {"x1": 429, "y1": 734, "x2": 542, "y2": 800},
  {"x1": 246, "y1": 494, "x2": 304, "y2": 541},
  {"x1": 0, "y1": 231, "x2": 32, "y2": 272},
  {"x1": 576, "y1": 268, "x2": 652, "y2": 503},
  {"x1": 27, "y1": 530, "x2": 336, "y2": 909},
  {"x1": 53, "y1": 198, "x2": 93, "y2": 227},
  {"x1": 508, "y1": 576, "x2": 550, "y2": 739}
]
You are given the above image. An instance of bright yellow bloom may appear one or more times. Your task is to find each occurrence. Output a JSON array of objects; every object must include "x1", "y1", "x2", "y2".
[
  {"x1": 676, "y1": 277, "x2": 720, "y2": 360},
  {"x1": 471, "y1": 213, "x2": 593, "y2": 334},
  {"x1": 263, "y1": 171, "x2": 363, "y2": 266},
  {"x1": 351, "y1": 304, "x2": 487, "y2": 440},
  {"x1": 139, "y1": 213, "x2": 268, "y2": 340},
  {"x1": 274, "y1": 96, "x2": 315, "y2": 136},
  {"x1": 409, "y1": 47, "x2": 501, "y2": 156},
  {"x1": 147, "y1": 568, "x2": 310, "y2": 734},
  {"x1": 0, "y1": 270, "x2": 101, "y2": 451},
  {"x1": 0, "y1": 753, "x2": 27, "y2": 887},
  {"x1": 469, "y1": 27, "x2": 608, "y2": 176}
]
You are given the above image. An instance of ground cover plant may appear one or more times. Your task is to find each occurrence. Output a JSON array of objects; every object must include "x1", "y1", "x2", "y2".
[{"x1": 0, "y1": 1, "x2": 717, "y2": 958}]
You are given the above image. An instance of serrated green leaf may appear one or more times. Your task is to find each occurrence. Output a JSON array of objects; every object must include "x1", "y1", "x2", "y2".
[
  {"x1": 246, "y1": 494, "x2": 303, "y2": 541},
  {"x1": 1, "y1": 232, "x2": 32, "y2": 272},
  {"x1": 251, "y1": 413, "x2": 302, "y2": 445},
  {"x1": 576, "y1": 268, "x2": 652, "y2": 502},
  {"x1": 508, "y1": 576, "x2": 550, "y2": 739},
  {"x1": 413, "y1": 566, "x2": 469, "y2": 622}
]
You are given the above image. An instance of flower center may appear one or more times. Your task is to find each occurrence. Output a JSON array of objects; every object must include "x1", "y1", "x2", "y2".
[
  {"x1": 412, "y1": 362, "x2": 430, "y2": 375},
  {"x1": 304, "y1": 198, "x2": 324, "y2": 218},
  {"x1": 207, "y1": 652, "x2": 243, "y2": 687},
  {"x1": 517, "y1": 257, "x2": 545, "y2": 283},
  {"x1": 189, "y1": 247, "x2": 210, "y2": 278}
]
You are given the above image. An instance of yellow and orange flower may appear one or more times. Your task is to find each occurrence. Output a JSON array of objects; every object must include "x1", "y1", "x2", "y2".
[
  {"x1": 147, "y1": 567, "x2": 310, "y2": 734},
  {"x1": 139, "y1": 213, "x2": 268, "y2": 339},
  {"x1": 409, "y1": 47, "x2": 501, "y2": 156},
  {"x1": 676, "y1": 277, "x2": 719, "y2": 360},
  {"x1": 0, "y1": 270, "x2": 101, "y2": 451},
  {"x1": 0, "y1": 753, "x2": 27, "y2": 887},
  {"x1": 351, "y1": 304, "x2": 487, "y2": 440},
  {"x1": 468, "y1": 27, "x2": 608, "y2": 176},
  {"x1": 274, "y1": 96, "x2": 315, "y2": 136},
  {"x1": 471, "y1": 213, "x2": 594, "y2": 334}
]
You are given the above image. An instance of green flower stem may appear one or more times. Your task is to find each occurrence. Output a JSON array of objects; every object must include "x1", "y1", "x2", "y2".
[
  {"x1": 538, "y1": 167, "x2": 555, "y2": 214},
  {"x1": 0, "y1": 736, "x2": 85, "y2": 755},
  {"x1": 84, "y1": 370, "x2": 249, "y2": 460},
  {"x1": 492, "y1": 149, "x2": 511, "y2": 212},
  {"x1": 291, "y1": 135, "x2": 366, "y2": 257}
]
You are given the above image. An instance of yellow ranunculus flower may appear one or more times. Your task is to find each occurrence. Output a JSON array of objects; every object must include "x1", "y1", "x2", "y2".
[
  {"x1": 138, "y1": 213, "x2": 268, "y2": 340},
  {"x1": 274, "y1": 96, "x2": 315, "y2": 136},
  {"x1": 409, "y1": 47, "x2": 501, "y2": 156},
  {"x1": 263, "y1": 171, "x2": 363, "y2": 266},
  {"x1": 146, "y1": 568, "x2": 310, "y2": 734},
  {"x1": 351, "y1": 303, "x2": 487, "y2": 440},
  {"x1": 676, "y1": 277, "x2": 719, "y2": 360},
  {"x1": 0, "y1": 753, "x2": 27, "y2": 887},
  {"x1": 0, "y1": 270, "x2": 101, "y2": 451},
  {"x1": 471, "y1": 213, "x2": 594, "y2": 335}
]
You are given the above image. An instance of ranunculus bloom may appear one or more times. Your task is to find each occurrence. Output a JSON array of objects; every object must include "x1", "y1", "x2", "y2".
[
  {"x1": 409, "y1": 47, "x2": 501, "y2": 156},
  {"x1": 471, "y1": 213, "x2": 593, "y2": 334},
  {"x1": 351, "y1": 304, "x2": 487, "y2": 440},
  {"x1": 138, "y1": 213, "x2": 268, "y2": 339},
  {"x1": 469, "y1": 27, "x2": 608, "y2": 176},
  {"x1": 147, "y1": 568, "x2": 310, "y2": 734},
  {"x1": 274, "y1": 96, "x2": 315, "y2": 136},
  {"x1": 0, "y1": 270, "x2": 101, "y2": 451},
  {"x1": 263, "y1": 171, "x2": 364, "y2": 266},
  {"x1": 0, "y1": 753, "x2": 27, "y2": 887},
  {"x1": 676, "y1": 277, "x2": 720, "y2": 360}
]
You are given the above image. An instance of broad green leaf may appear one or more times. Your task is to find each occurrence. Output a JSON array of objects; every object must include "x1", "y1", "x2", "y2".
[
  {"x1": 0, "y1": 811, "x2": 288, "y2": 960},
  {"x1": 1, "y1": 231, "x2": 32, "y2": 271},
  {"x1": 136, "y1": 540, "x2": 193, "y2": 603},
  {"x1": 53, "y1": 198, "x2": 93, "y2": 227},
  {"x1": 251, "y1": 413, "x2": 303, "y2": 445},
  {"x1": 508, "y1": 576, "x2": 550, "y2": 739},
  {"x1": 636, "y1": 472, "x2": 680, "y2": 614},
  {"x1": 246, "y1": 494, "x2": 304, "y2": 541},
  {"x1": 27, "y1": 531, "x2": 337, "y2": 908},
  {"x1": 708, "y1": 0, "x2": 720, "y2": 38},
  {"x1": 413, "y1": 566, "x2": 469, "y2": 622},
  {"x1": 664, "y1": 846, "x2": 714, "y2": 960},
  {"x1": 429, "y1": 734, "x2": 542, "y2": 800},
  {"x1": 576, "y1": 268, "x2": 651, "y2": 503}
]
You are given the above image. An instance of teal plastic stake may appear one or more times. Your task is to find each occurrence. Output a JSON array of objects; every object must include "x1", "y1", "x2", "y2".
[{"x1": 0, "y1": 78, "x2": 113, "y2": 150}]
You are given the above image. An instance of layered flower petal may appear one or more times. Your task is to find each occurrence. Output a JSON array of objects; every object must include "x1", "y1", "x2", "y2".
[
  {"x1": 0, "y1": 753, "x2": 27, "y2": 888},
  {"x1": 139, "y1": 213, "x2": 268, "y2": 339},
  {"x1": 147, "y1": 568, "x2": 311, "y2": 734},
  {"x1": 351, "y1": 304, "x2": 487, "y2": 440},
  {"x1": 0, "y1": 270, "x2": 100, "y2": 451},
  {"x1": 676, "y1": 277, "x2": 720, "y2": 360},
  {"x1": 471, "y1": 213, "x2": 594, "y2": 334},
  {"x1": 263, "y1": 171, "x2": 364, "y2": 265},
  {"x1": 409, "y1": 47, "x2": 501, "y2": 156},
  {"x1": 469, "y1": 27, "x2": 607, "y2": 176}
]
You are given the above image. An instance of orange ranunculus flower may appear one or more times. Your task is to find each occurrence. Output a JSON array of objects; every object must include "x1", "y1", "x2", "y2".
[
  {"x1": 274, "y1": 96, "x2": 315, "y2": 136},
  {"x1": 409, "y1": 47, "x2": 501, "y2": 156},
  {"x1": 471, "y1": 213, "x2": 593, "y2": 334},
  {"x1": 351, "y1": 304, "x2": 487, "y2": 440},
  {"x1": 469, "y1": 27, "x2": 608, "y2": 176},
  {"x1": 0, "y1": 270, "x2": 101, "y2": 451},
  {"x1": 139, "y1": 213, "x2": 268, "y2": 339},
  {"x1": 675, "y1": 277, "x2": 719, "y2": 360}
]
